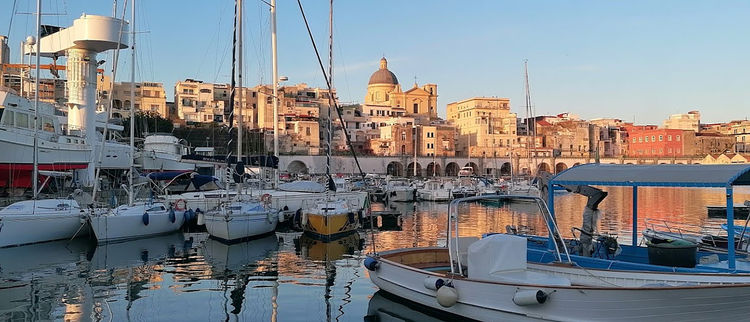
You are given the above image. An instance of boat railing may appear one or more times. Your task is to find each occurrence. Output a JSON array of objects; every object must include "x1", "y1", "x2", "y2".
[{"x1": 446, "y1": 194, "x2": 572, "y2": 277}]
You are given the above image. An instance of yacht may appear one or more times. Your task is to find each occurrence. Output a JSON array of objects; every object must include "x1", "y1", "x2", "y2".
[
  {"x1": 137, "y1": 134, "x2": 195, "y2": 172},
  {"x1": 384, "y1": 178, "x2": 415, "y2": 202},
  {"x1": 417, "y1": 179, "x2": 452, "y2": 201}
]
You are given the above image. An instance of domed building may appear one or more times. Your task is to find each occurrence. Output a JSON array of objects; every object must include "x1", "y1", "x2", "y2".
[{"x1": 363, "y1": 57, "x2": 438, "y2": 121}]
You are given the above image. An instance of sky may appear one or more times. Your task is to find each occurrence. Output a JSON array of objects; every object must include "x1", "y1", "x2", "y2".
[{"x1": 2, "y1": 0, "x2": 749, "y2": 124}]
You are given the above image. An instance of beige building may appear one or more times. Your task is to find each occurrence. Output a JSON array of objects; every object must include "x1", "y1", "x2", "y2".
[
  {"x1": 662, "y1": 110, "x2": 700, "y2": 131},
  {"x1": 175, "y1": 79, "x2": 226, "y2": 123},
  {"x1": 446, "y1": 97, "x2": 517, "y2": 158},
  {"x1": 362, "y1": 57, "x2": 438, "y2": 123}
]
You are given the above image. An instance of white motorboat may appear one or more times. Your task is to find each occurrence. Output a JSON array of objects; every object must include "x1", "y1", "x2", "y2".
[
  {"x1": 364, "y1": 194, "x2": 750, "y2": 321},
  {"x1": 137, "y1": 134, "x2": 195, "y2": 172},
  {"x1": 0, "y1": 198, "x2": 87, "y2": 247},
  {"x1": 89, "y1": 201, "x2": 185, "y2": 243},
  {"x1": 204, "y1": 198, "x2": 279, "y2": 242},
  {"x1": 385, "y1": 178, "x2": 415, "y2": 202},
  {"x1": 417, "y1": 179, "x2": 452, "y2": 201}
]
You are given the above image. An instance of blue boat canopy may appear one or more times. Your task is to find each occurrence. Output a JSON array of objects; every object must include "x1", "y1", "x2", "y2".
[{"x1": 551, "y1": 163, "x2": 750, "y2": 188}]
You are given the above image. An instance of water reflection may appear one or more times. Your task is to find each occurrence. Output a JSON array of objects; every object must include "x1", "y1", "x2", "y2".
[{"x1": 1, "y1": 187, "x2": 748, "y2": 321}]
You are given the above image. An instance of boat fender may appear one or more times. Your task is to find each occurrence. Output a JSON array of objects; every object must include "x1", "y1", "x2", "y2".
[
  {"x1": 169, "y1": 208, "x2": 176, "y2": 223},
  {"x1": 364, "y1": 257, "x2": 380, "y2": 271},
  {"x1": 512, "y1": 289, "x2": 548, "y2": 306},
  {"x1": 277, "y1": 209, "x2": 285, "y2": 223},
  {"x1": 142, "y1": 212, "x2": 149, "y2": 226},
  {"x1": 267, "y1": 211, "x2": 275, "y2": 224},
  {"x1": 423, "y1": 276, "x2": 445, "y2": 290},
  {"x1": 196, "y1": 210, "x2": 205, "y2": 226},
  {"x1": 293, "y1": 209, "x2": 303, "y2": 229},
  {"x1": 436, "y1": 284, "x2": 458, "y2": 307}
]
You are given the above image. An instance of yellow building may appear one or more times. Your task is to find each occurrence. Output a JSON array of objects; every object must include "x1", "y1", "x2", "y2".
[
  {"x1": 362, "y1": 57, "x2": 438, "y2": 123},
  {"x1": 446, "y1": 97, "x2": 517, "y2": 158}
]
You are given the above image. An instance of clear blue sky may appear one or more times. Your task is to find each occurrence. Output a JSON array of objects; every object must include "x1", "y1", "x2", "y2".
[{"x1": 2, "y1": 0, "x2": 749, "y2": 124}]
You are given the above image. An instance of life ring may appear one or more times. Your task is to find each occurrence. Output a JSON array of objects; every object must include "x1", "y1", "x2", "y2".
[
  {"x1": 174, "y1": 199, "x2": 187, "y2": 211},
  {"x1": 260, "y1": 194, "x2": 272, "y2": 204}
]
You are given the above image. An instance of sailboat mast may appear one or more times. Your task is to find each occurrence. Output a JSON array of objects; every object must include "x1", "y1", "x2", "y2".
[
  {"x1": 523, "y1": 59, "x2": 535, "y2": 176},
  {"x1": 237, "y1": 0, "x2": 244, "y2": 195},
  {"x1": 271, "y1": 0, "x2": 279, "y2": 188},
  {"x1": 32, "y1": 0, "x2": 41, "y2": 199},
  {"x1": 325, "y1": 0, "x2": 333, "y2": 190},
  {"x1": 128, "y1": 0, "x2": 135, "y2": 206}
]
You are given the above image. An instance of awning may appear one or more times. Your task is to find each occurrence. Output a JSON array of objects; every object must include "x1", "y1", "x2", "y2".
[{"x1": 551, "y1": 164, "x2": 750, "y2": 188}]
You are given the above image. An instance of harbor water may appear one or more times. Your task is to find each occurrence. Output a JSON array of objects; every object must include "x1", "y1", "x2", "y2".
[{"x1": 3, "y1": 186, "x2": 750, "y2": 321}]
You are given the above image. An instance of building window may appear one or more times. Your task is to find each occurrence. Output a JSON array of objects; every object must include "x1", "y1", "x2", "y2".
[
  {"x1": 676, "y1": 135, "x2": 681, "y2": 141},
  {"x1": 659, "y1": 135, "x2": 663, "y2": 141},
  {"x1": 632, "y1": 138, "x2": 636, "y2": 143},
  {"x1": 413, "y1": 103, "x2": 419, "y2": 114},
  {"x1": 645, "y1": 136, "x2": 649, "y2": 142},
  {"x1": 668, "y1": 135, "x2": 672, "y2": 141},
  {"x1": 651, "y1": 136, "x2": 655, "y2": 142}
]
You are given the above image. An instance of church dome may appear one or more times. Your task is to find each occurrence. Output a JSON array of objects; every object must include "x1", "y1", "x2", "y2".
[{"x1": 368, "y1": 57, "x2": 399, "y2": 85}]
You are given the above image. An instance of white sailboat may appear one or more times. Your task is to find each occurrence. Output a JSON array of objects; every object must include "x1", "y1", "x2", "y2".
[
  {"x1": 204, "y1": 0, "x2": 278, "y2": 242},
  {"x1": 89, "y1": 0, "x2": 185, "y2": 243}
]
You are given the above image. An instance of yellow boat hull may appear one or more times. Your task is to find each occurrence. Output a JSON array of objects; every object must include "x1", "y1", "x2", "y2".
[{"x1": 304, "y1": 211, "x2": 358, "y2": 239}]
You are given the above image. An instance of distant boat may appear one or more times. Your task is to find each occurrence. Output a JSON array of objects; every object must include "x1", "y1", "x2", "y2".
[
  {"x1": 417, "y1": 179, "x2": 452, "y2": 201},
  {"x1": 384, "y1": 178, "x2": 415, "y2": 202}
]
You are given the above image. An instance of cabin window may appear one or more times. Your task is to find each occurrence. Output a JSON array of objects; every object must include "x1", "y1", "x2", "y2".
[
  {"x1": 15, "y1": 112, "x2": 29, "y2": 128},
  {"x1": 0, "y1": 110, "x2": 10, "y2": 126},
  {"x1": 42, "y1": 117, "x2": 54, "y2": 132}
]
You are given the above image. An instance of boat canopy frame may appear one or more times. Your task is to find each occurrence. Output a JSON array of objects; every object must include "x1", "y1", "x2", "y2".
[{"x1": 547, "y1": 163, "x2": 750, "y2": 270}]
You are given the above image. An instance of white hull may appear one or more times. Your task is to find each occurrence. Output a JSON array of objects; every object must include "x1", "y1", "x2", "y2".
[
  {"x1": 369, "y1": 247, "x2": 750, "y2": 321},
  {"x1": 387, "y1": 189, "x2": 414, "y2": 202},
  {"x1": 0, "y1": 199, "x2": 86, "y2": 247},
  {"x1": 89, "y1": 203, "x2": 185, "y2": 243},
  {"x1": 204, "y1": 205, "x2": 278, "y2": 242},
  {"x1": 417, "y1": 189, "x2": 451, "y2": 201},
  {"x1": 138, "y1": 150, "x2": 195, "y2": 172}
]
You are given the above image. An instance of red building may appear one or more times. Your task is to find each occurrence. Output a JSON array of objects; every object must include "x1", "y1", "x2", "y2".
[{"x1": 627, "y1": 128, "x2": 686, "y2": 157}]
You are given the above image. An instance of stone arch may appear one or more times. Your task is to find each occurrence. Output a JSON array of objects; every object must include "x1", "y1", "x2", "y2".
[
  {"x1": 537, "y1": 162, "x2": 551, "y2": 174},
  {"x1": 676, "y1": 161, "x2": 685, "y2": 164},
  {"x1": 287, "y1": 160, "x2": 308, "y2": 174},
  {"x1": 573, "y1": 162, "x2": 581, "y2": 167},
  {"x1": 445, "y1": 162, "x2": 460, "y2": 176},
  {"x1": 124, "y1": 100, "x2": 131, "y2": 109},
  {"x1": 609, "y1": 162, "x2": 617, "y2": 164},
  {"x1": 465, "y1": 162, "x2": 479, "y2": 175},
  {"x1": 386, "y1": 161, "x2": 403, "y2": 176},
  {"x1": 626, "y1": 162, "x2": 634, "y2": 165},
  {"x1": 406, "y1": 162, "x2": 423, "y2": 177},
  {"x1": 500, "y1": 162, "x2": 511, "y2": 176},
  {"x1": 555, "y1": 162, "x2": 568, "y2": 174},
  {"x1": 426, "y1": 162, "x2": 442, "y2": 176}
]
